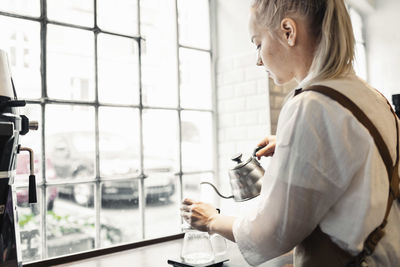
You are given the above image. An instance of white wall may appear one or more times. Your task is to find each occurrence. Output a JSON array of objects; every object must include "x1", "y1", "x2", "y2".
[
  {"x1": 347, "y1": 0, "x2": 375, "y2": 13},
  {"x1": 214, "y1": 0, "x2": 271, "y2": 213},
  {"x1": 366, "y1": 0, "x2": 400, "y2": 100},
  {"x1": 214, "y1": 0, "x2": 254, "y2": 58}
]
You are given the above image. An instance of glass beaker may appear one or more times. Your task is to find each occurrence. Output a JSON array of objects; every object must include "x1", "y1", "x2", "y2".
[{"x1": 181, "y1": 228, "x2": 215, "y2": 265}]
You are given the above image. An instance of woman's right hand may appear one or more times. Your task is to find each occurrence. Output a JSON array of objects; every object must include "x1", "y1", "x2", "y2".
[
  {"x1": 180, "y1": 198, "x2": 218, "y2": 233},
  {"x1": 255, "y1": 135, "x2": 276, "y2": 159}
]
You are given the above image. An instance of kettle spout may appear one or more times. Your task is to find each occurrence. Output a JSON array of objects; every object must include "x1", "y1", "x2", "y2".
[{"x1": 200, "y1": 182, "x2": 234, "y2": 199}]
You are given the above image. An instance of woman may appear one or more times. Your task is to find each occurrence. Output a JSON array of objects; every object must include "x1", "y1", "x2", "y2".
[{"x1": 181, "y1": 0, "x2": 400, "y2": 266}]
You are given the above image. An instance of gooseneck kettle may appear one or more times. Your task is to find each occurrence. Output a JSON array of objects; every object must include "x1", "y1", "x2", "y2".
[{"x1": 202, "y1": 147, "x2": 265, "y2": 202}]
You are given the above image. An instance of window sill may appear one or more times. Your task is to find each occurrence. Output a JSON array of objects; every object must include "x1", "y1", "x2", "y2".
[
  {"x1": 24, "y1": 233, "x2": 184, "y2": 267},
  {"x1": 24, "y1": 234, "x2": 294, "y2": 267}
]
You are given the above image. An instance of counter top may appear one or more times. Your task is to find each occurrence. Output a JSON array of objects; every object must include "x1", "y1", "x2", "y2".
[{"x1": 52, "y1": 237, "x2": 292, "y2": 267}]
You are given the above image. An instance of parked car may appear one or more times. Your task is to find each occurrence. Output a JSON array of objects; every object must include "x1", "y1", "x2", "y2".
[
  {"x1": 19, "y1": 209, "x2": 122, "y2": 262},
  {"x1": 15, "y1": 154, "x2": 58, "y2": 211},
  {"x1": 46, "y1": 131, "x2": 176, "y2": 206},
  {"x1": 180, "y1": 121, "x2": 213, "y2": 191}
]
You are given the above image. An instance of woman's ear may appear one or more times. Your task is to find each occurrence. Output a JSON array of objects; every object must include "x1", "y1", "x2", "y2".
[{"x1": 281, "y1": 18, "x2": 297, "y2": 47}]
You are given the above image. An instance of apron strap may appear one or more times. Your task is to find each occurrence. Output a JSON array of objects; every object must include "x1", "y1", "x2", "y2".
[{"x1": 299, "y1": 85, "x2": 400, "y2": 264}]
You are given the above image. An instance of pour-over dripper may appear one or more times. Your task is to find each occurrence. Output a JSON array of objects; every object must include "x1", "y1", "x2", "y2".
[{"x1": 181, "y1": 224, "x2": 215, "y2": 265}]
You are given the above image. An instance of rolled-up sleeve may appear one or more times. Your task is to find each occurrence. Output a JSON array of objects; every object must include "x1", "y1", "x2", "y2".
[{"x1": 232, "y1": 92, "x2": 371, "y2": 266}]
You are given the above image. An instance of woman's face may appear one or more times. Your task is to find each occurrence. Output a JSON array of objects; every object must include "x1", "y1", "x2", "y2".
[{"x1": 249, "y1": 10, "x2": 295, "y2": 85}]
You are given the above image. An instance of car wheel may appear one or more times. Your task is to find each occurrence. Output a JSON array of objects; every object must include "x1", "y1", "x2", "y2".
[
  {"x1": 30, "y1": 204, "x2": 40, "y2": 215},
  {"x1": 29, "y1": 200, "x2": 55, "y2": 214},
  {"x1": 47, "y1": 199, "x2": 55, "y2": 211},
  {"x1": 73, "y1": 184, "x2": 93, "y2": 207}
]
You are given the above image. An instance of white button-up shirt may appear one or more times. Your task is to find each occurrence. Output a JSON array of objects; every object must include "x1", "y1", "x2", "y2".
[{"x1": 232, "y1": 74, "x2": 400, "y2": 266}]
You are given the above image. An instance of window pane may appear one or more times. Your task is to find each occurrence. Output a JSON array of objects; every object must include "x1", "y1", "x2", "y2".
[
  {"x1": 97, "y1": 0, "x2": 138, "y2": 36},
  {"x1": 143, "y1": 110, "x2": 179, "y2": 239},
  {"x1": 98, "y1": 34, "x2": 139, "y2": 105},
  {"x1": 182, "y1": 173, "x2": 214, "y2": 201},
  {"x1": 5, "y1": 0, "x2": 215, "y2": 261},
  {"x1": 99, "y1": 107, "x2": 140, "y2": 179},
  {"x1": 101, "y1": 180, "x2": 141, "y2": 247},
  {"x1": 45, "y1": 105, "x2": 95, "y2": 182},
  {"x1": 48, "y1": 0, "x2": 94, "y2": 27},
  {"x1": 141, "y1": 0, "x2": 178, "y2": 107},
  {"x1": 179, "y1": 48, "x2": 212, "y2": 109},
  {"x1": 47, "y1": 25, "x2": 95, "y2": 101},
  {"x1": 0, "y1": 0, "x2": 40, "y2": 17},
  {"x1": 0, "y1": 16, "x2": 41, "y2": 99},
  {"x1": 143, "y1": 109, "x2": 179, "y2": 173},
  {"x1": 181, "y1": 111, "x2": 213, "y2": 172},
  {"x1": 145, "y1": 175, "x2": 179, "y2": 239},
  {"x1": 178, "y1": 0, "x2": 210, "y2": 49},
  {"x1": 16, "y1": 104, "x2": 43, "y2": 185},
  {"x1": 17, "y1": 187, "x2": 43, "y2": 262},
  {"x1": 47, "y1": 185, "x2": 95, "y2": 258}
]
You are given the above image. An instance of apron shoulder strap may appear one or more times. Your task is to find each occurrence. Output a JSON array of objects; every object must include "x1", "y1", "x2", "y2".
[{"x1": 300, "y1": 85, "x2": 400, "y2": 264}]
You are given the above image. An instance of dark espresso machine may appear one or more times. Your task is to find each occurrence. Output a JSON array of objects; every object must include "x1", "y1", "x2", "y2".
[
  {"x1": 393, "y1": 94, "x2": 400, "y2": 119},
  {"x1": 0, "y1": 50, "x2": 37, "y2": 267}
]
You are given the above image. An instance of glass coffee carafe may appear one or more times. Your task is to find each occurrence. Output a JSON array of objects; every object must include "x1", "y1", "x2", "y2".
[
  {"x1": 181, "y1": 228, "x2": 215, "y2": 265},
  {"x1": 181, "y1": 224, "x2": 227, "y2": 265}
]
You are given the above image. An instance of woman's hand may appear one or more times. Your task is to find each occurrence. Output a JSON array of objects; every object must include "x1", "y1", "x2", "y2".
[
  {"x1": 180, "y1": 198, "x2": 218, "y2": 233},
  {"x1": 255, "y1": 135, "x2": 276, "y2": 159}
]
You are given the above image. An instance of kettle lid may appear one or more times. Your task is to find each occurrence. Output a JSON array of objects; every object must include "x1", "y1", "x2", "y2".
[{"x1": 231, "y1": 153, "x2": 253, "y2": 170}]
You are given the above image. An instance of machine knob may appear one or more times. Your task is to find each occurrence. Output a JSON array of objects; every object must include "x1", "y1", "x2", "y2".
[{"x1": 20, "y1": 117, "x2": 38, "y2": 135}]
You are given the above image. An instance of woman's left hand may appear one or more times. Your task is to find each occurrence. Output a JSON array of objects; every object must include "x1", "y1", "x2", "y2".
[{"x1": 180, "y1": 198, "x2": 219, "y2": 232}]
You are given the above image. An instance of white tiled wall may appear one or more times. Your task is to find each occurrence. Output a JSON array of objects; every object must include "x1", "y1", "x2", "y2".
[
  {"x1": 366, "y1": 0, "x2": 400, "y2": 99},
  {"x1": 215, "y1": 51, "x2": 271, "y2": 214},
  {"x1": 213, "y1": 0, "x2": 272, "y2": 213},
  {"x1": 216, "y1": 52, "x2": 270, "y2": 187}
]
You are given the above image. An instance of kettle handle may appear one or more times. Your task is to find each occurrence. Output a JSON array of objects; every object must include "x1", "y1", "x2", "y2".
[
  {"x1": 200, "y1": 182, "x2": 234, "y2": 199},
  {"x1": 253, "y1": 146, "x2": 266, "y2": 157}
]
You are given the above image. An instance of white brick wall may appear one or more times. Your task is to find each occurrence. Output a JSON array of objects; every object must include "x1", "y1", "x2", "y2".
[
  {"x1": 366, "y1": 0, "x2": 400, "y2": 99},
  {"x1": 212, "y1": 0, "x2": 273, "y2": 215},
  {"x1": 216, "y1": 51, "x2": 271, "y2": 200},
  {"x1": 268, "y1": 81, "x2": 297, "y2": 134}
]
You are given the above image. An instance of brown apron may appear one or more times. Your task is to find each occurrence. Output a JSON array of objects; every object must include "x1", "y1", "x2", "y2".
[{"x1": 293, "y1": 86, "x2": 400, "y2": 267}]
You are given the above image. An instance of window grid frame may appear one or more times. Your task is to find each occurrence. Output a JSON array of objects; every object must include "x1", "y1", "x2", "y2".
[{"x1": 0, "y1": 0, "x2": 216, "y2": 263}]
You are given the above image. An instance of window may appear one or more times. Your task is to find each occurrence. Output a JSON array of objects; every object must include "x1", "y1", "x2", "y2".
[
  {"x1": 349, "y1": 7, "x2": 368, "y2": 81},
  {"x1": 2, "y1": 0, "x2": 214, "y2": 263}
]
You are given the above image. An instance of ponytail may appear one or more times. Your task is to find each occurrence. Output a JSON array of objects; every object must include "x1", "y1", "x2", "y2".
[
  {"x1": 310, "y1": 0, "x2": 355, "y2": 84},
  {"x1": 251, "y1": 0, "x2": 355, "y2": 85}
]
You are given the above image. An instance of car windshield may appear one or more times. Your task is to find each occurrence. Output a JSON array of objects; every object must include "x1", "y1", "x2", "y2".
[
  {"x1": 49, "y1": 132, "x2": 137, "y2": 155},
  {"x1": 71, "y1": 134, "x2": 95, "y2": 153},
  {"x1": 99, "y1": 134, "x2": 134, "y2": 153}
]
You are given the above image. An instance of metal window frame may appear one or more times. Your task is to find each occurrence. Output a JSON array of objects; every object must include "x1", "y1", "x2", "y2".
[{"x1": 1, "y1": 0, "x2": 217, "y2": 264}]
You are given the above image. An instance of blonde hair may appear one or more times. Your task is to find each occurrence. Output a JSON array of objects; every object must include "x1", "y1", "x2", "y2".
[{"x1": 251, "y1": 0, "x2": 355, "y2": 85}]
